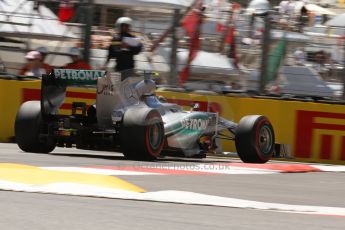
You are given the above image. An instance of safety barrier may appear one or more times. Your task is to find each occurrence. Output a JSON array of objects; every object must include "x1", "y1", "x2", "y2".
[{"x1": 1, "y1": 79, "x2": 345, "y2": 164}]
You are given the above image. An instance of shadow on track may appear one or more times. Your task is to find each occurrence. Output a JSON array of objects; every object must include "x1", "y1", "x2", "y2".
[
  {"x1": 49, "y1": 152, "x2": 229, "y2": 164},
  {"x1": 49, "y1": 153, "x2": 126, "y2": 161}
]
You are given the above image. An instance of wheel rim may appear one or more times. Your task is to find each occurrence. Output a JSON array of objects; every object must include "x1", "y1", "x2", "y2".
[
  {"x1": 148, "y1": 123, "x2": 163, "y2": 150},
  {"x1": 258, "y1": 125, "x2": 273, "y2": 155}
]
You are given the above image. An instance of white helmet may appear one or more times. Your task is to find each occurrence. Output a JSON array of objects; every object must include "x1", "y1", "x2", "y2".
[
  {"x1": 68, "y1": 47, "x2": 81, "y2": 57},
  {"x1": 115, "y1": 17, "x2": 133, "y2": 27}
]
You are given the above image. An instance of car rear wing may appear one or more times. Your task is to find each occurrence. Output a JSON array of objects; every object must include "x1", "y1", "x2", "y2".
[{"x1": 41, "y1": 69, "x2": 106, "y2": 116}]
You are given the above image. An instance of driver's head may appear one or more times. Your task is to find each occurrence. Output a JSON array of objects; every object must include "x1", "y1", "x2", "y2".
[{"x1": 115, "y1": 17, "x2": 133, "y2": 34}]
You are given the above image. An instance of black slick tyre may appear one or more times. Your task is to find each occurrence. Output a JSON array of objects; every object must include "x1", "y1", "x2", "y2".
[
  {"x1": 235, "y1": 115, "x2": 275, "y2": 163},
  {"x1": 15, "y1": 101, "x2": 56, "y2": 153}
]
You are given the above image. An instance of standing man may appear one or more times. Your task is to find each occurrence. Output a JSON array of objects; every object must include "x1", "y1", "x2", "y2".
[{"x1": 103, "y1": 17, "x2": 142, "y2": 79}]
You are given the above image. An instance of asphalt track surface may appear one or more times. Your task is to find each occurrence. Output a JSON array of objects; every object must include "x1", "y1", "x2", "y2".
[{"x1": 0, "y1": 143, "x2": 344, "y2": 230}]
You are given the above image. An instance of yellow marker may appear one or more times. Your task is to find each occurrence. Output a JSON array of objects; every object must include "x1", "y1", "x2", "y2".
[{"x1": 0, "y1": 163, "x2": 145, "y2": 193}]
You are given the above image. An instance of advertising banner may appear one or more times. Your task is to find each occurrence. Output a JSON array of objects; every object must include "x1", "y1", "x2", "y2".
[{"x1": 1, "y1": 79, "x2": 344, "y2": 164}]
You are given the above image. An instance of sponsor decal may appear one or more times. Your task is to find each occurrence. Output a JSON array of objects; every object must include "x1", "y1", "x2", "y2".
[
  {"x1": 53, "y1": 69, "x2": 105, "y2": 84},
  {"x1": 165, "y1": 98, "x2": 222, "y2": 114},
  {"x1": 97, "y1": 84, "x2": 114, "y2": 96},
  {"x1": 181, "y1": 118, "x2": 209, "y2": 131},
  {"x1": 295, "y1": 110, "x2": 345, "y2": 160},
  {"x1": 123, "y1": 84, "x2": 138, "y2": 101}
]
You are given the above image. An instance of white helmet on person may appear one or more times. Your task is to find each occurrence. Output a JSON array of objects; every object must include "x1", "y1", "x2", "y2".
[
  {"x1": 25, "y1": 51, "x2": 42, "y2": 60},
  {"x1": 68, "y1": 47, "x2": 81, "y2": 57},
  {"x1": 115, "y1": 17, "x2": 133, "y2": 27}
]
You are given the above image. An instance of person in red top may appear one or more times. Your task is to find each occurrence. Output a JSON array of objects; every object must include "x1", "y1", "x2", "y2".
[
  {"x1": 36, "y1": 46, "x2": 53, "y2": 73},
  {"x1": 63, "y1": 47, "x2": 92, "y2": 70},
  {"x1": 19, "y1": 51, "x2": 52, "y2": 77}
]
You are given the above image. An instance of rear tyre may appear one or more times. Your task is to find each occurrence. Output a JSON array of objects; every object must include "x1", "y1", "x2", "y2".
[
  {"x1": 235, "y1": 115, "x2": 275, "y2": 163},
  {"x1": 120, "y1": 108, "x2": 164, "y2": 161},
  {"x1": 15, "y1": 101, "x2": 56, "y2": 153}
]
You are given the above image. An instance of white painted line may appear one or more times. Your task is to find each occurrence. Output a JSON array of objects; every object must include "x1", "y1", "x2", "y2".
[
  {"x1": 0, "y1": 180, "x2": 344, "y2": 217},
  {"x1": 313, "y1": 165, "x2": 345, "y2": 172},
  {"x1": 164, "y1": 164, "x2": 280, "y2": 174},
  {"x1": 41, "y1": 167, "x2": 162, "y2": 176},
  {"x1": 40, "y1": 163, "x2": 345, "y2": 177},
  {"x1": 41, "y1": 166, "x2": 279, "y2": 175}
]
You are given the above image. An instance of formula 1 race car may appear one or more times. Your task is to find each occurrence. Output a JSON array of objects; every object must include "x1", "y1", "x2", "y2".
[{"x1": 15, "y1": 69, "x2": 275, "y2": 163}]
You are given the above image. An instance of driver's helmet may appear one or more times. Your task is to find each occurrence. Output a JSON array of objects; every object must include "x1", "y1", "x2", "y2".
[{"x1": 115, "y1": 17, "x2": 133, "y2": 27}]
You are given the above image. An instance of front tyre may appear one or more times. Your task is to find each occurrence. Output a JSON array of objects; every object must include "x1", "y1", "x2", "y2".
[
  {"x1": 15, "y1": 101, "x2": 56, "y2": 153},
  {"x1": 235, "y1": 115, "x2": 275, "y2": 163}
]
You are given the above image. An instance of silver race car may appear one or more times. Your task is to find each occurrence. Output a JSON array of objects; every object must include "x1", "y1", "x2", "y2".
[{"x1": 15, "y1": 69, "x2": 275, "y2": 163}]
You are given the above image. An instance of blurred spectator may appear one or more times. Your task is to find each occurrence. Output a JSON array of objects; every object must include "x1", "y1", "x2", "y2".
[
  {"x1": 19, "y1": 51, "x2": 52, "y2": 77},
  {"x1": 287, "y1": 0, "x2": 295, "y2": 19},
  {"x1": 299, "y1": 4, "x2": 308, "y2": 27},
  {"x1": 279, "y1": 0, "x2": 295, "y2": 29},
  {"x1": 36, "y1": 46, "x2": 53, "y2": 73},
  {"x1": 279, "y1": 0, "x2": 289, "y2": 15},
  {"x1": 63, "y1": 47, "x2": 92, "y2": 70}
]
